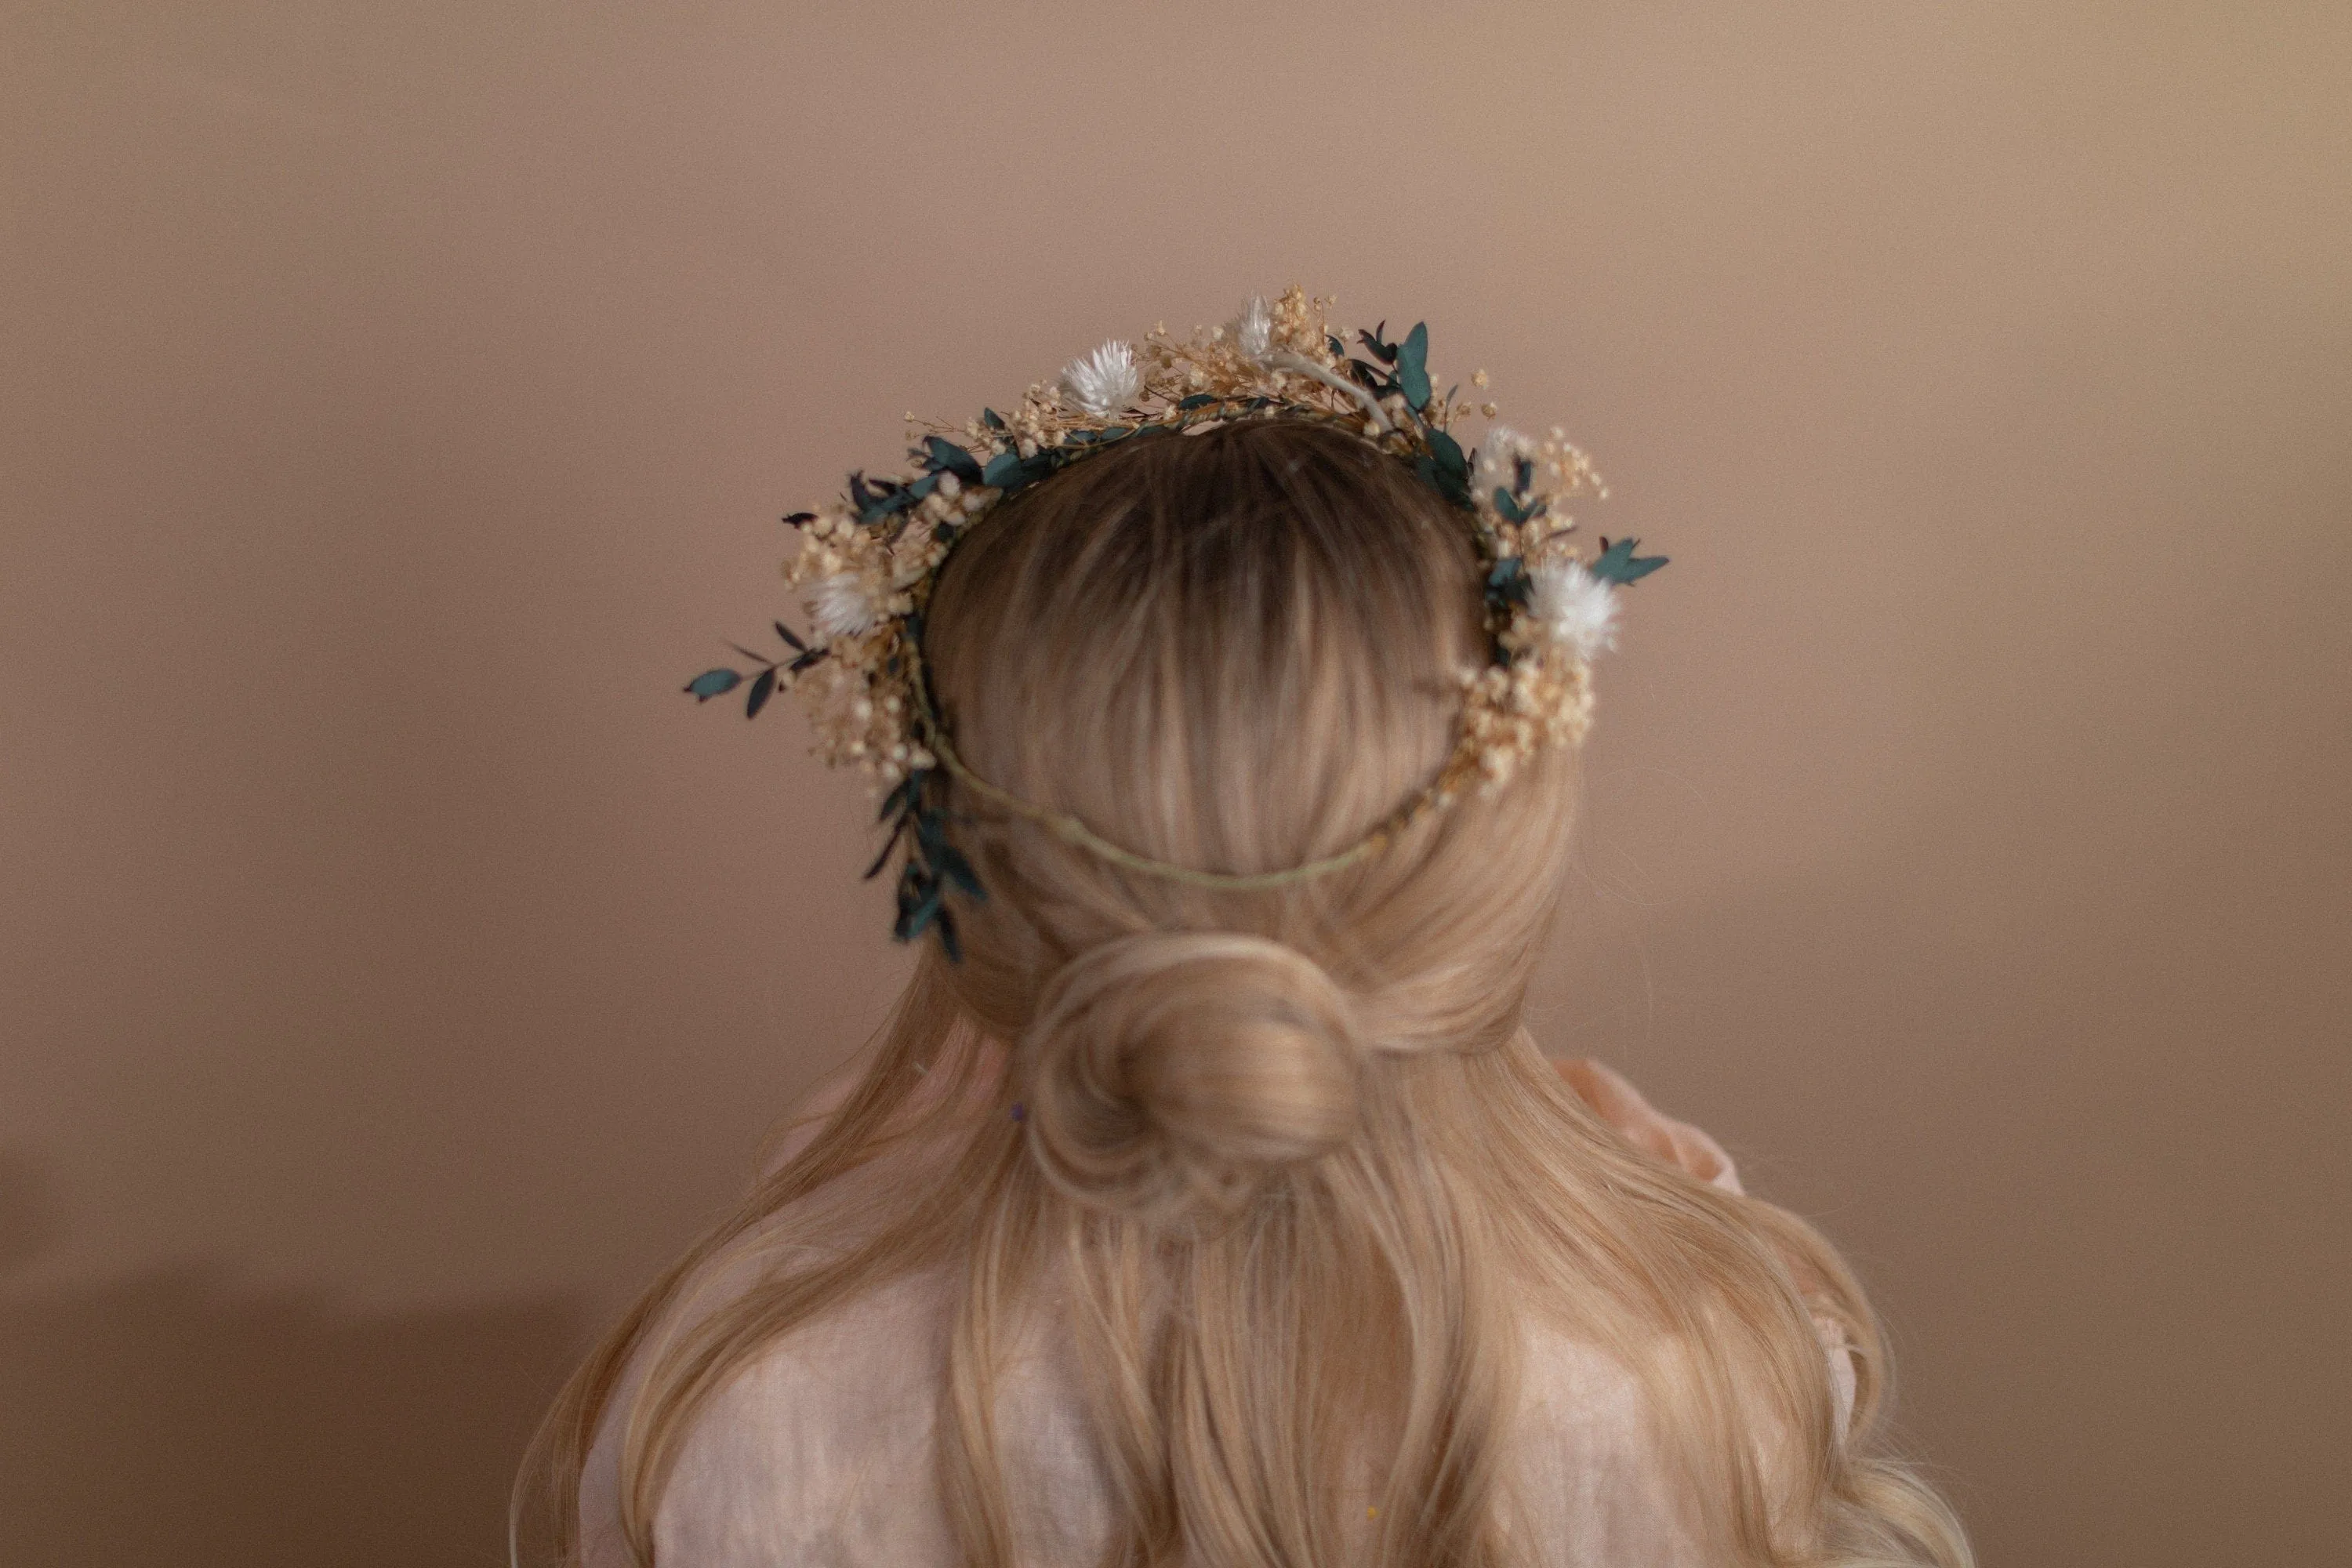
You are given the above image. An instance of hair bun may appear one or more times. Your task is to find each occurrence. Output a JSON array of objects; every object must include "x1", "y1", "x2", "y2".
[{"x1": 1021, "y1": 932, "x2": 1365, "y2": 1224}]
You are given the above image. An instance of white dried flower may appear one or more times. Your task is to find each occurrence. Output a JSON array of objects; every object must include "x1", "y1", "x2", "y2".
[
  {"x1": 806, "y1": 572, "x2": 880, "y2": 640},
  {"x1": 1232, "y1": 294, "x2": 1273, "y2": 362},
  {"x1": 1526, "y1": 560, "x2": 1619, "y2": 662},
  {"x1": 1475, "y1": 423, "x2": 1535, "y2": 490},
  {"x1": 1060, "y1": 339, "x2": 1141, "y2": 415}
]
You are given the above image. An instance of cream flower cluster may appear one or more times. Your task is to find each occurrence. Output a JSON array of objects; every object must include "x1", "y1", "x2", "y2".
[{"x1": 771, "y1": 288, "x2": 1635, "y2": 800}]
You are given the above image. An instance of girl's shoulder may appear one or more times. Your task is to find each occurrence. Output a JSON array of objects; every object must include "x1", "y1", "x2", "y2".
[
  {"x1": 579, "y1": 1048, "x2": 1055, "y2": 1567},
  {"x1": 582, "y1": 1247, "x2": 1113, "y2": 1567},
  {"x1": 587, "y1": 1264, "x2": 965, "y2": 1566}
]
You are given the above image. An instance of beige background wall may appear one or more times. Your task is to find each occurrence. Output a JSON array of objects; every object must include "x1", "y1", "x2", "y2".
[{"x1": 4, "y1": 2, "x2": 2347, "y2": 1563}]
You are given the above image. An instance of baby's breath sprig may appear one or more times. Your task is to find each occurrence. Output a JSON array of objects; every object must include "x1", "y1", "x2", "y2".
[{"x1": 684, "y1": 289, "x2": 1668, "y2": 956}]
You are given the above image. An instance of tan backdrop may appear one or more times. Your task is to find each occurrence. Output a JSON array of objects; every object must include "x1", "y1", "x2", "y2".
[{"x1": 3, "y1": 2, "x2": 2346, "y2": 1563}]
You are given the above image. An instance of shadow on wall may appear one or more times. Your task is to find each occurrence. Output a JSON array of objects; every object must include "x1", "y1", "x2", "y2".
[{"x1": 0, "y1": 1154, "x2": 588, "y2": 1568}]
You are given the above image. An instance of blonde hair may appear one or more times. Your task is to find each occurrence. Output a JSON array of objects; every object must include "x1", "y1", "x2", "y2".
[{"x1": 515, "y1": 420, "x2": 1970, "y2": 1566}]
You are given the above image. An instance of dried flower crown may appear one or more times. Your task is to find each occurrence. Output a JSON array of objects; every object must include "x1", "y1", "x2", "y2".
[{"x1": 688, "y1": 289, "x2": 1665, "y2": 958}]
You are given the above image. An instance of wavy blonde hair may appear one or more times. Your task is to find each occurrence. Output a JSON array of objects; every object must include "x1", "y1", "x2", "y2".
[{"x1": 515, "y1": 420, "x2": 1970, "y2": 1566}]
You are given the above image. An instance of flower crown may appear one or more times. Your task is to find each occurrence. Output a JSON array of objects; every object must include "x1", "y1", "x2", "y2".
[{"x1": 687, "y1": 289, "x2": 1665, "y2": 959}]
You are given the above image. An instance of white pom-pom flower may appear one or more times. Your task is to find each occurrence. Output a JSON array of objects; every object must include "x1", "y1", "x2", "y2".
[
  {"x1": 806, "y1": 572, "x2": 880, "y2": 640},
  {"x1": 1526, "y1": 559, "x2": 1619, "y2": 662},
  {"x1": 1060, "y1": 339, "x2": 1141, "y2": 415},
  {"x1": 1232, "y1": 295, "x2": 1273, "y2": 362}
]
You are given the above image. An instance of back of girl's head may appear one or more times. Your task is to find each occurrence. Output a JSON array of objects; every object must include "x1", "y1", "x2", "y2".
[
  {"x1": 921, "y1": 417, "x2": 1581, "y2": 1223},
  {"x1": 524, "y1": 332, "x2": 1969, "y2": 1568}
]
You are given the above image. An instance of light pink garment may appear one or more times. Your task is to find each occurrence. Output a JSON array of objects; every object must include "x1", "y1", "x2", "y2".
[{"x1": 579, "y1": 1060, "x2": 1856, "y2": 1566}]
